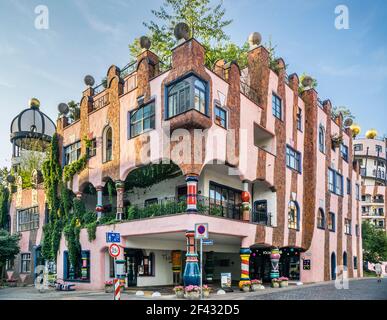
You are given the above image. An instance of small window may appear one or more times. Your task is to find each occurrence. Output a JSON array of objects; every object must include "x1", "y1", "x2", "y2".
[
  {"x1": 21, "y1": 253, "x2": 31, "y2": 273},
  {"x1": 355, "y1": 184, "x2": 360, "y2": 200},
  {"x1": 328, "y1": 168, "x2": 343, "y2": 196},
  {"x1": 353, "y1": 256, "x2": 358, "y2": 269},
  {"x1": 376, "y1": 145, "x2": 383, "y2": 154},
  {"x1": 87, "y1": 138, "x2": 97, "y2": 158},
  {"x1": 340, "y1": 143, "x2": 348, "y2": 162},
  {"x1": 296, "y1": 107, "x2": 302, "y2": 131},
  {"x1": 139, "y1": 252, "x2": 155, "y2": 277},
  {"x1": 328, "y1": 212, "x2": 336, "y2": 231},
  {"x1": 272, "y1": 94, "x2": 282, "y2": 120},
  {"x1": 317, "y1": 208, "x2": 325, "y2": 229},
  {"x1": 355, "y1": 224, "x2": 360, "y2": 237},
  {"x1": 6, "y1": 259, "x2": 14, "y2": 271},
  {"x1": 64, "y1": 141, "x2": 81, "y2": 165},
  {"x1": 344, "y1": 218, "x2": 352, "y2": 235},
  {"x1": 286, "y1": 146, "x2": 301, "y2": 173},
  {"x1": 354, "y1": 144, "x2": 363, "y2": 151},
  {"x1": 346, "y1": 178, "x2": 351, "y2": 195},
  {"x1": 288, "y1": 201, "x2": 300, "y2": 230},
  {"x1": 214, "y1": 105, "x2": 227, "y2": 129},
  {"x1": 129, "y1": 102, "x2": 156, "y2": 138},
  {"x1": 318, "y1": 125, "x2": 325, "y2": 153}
]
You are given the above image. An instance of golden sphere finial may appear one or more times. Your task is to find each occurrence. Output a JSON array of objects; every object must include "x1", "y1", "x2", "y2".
[
  {"x1": 350, "y1": 124, "x2": 361, "y2": 137},
  {"x1": 29, "y1": 98, "x2": 40, "y2": 109},
  {"x1": 366, "y1": 129, "x2": 377, "y2": 139}
]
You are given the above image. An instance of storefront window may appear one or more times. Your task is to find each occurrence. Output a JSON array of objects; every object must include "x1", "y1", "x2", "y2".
[{"x1": 64, "y1": 251, "x2": 90, "y2": 282}]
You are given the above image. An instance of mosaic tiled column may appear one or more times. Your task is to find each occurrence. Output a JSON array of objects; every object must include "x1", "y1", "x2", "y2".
[
  {"x1": 239, "y1": 248, "x2": 251, "y2": 288},
  {"x1": 186, "y1": 175, "x2": 198, "y2": 213},
  {"x1": 115, "y1": 180, "x2": 124, "y2": 220},
  {"x1": 183, "y1": 231, "x2": 200, "y2": 286},
  {"x1": 241, "y1": 181, "x2": 251, "y2": 221},
  {"x1": 96, "y1": 185, "x2": 104, "y2": 220},
  {"x1": 270, "y1": 248, "x2": 281, "y2": 279}
]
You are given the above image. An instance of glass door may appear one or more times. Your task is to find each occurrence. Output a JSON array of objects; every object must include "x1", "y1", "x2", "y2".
[{"x1": 126, "y1": 255, "x2": 137, "y2": 287}]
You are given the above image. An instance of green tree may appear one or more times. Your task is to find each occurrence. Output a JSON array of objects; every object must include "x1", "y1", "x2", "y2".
[
  {"x1": 129, "y1": 0, "x2": 249, "y2": 68},
  {"x1": 0, "y1": 230, "x2": 20, "y2": 281},
  {"x1": 362, "y1": 221, "x2": 387, "y2": 263},
  {"x1": 67, "y1": 100, "x2": 80, "y2": 123},
  {"x1": 0, "y1": 186, "x2": 9, "y2": 230},
  {"x1": 332, "y1": 106, "x2": 355, "y2": 121}
]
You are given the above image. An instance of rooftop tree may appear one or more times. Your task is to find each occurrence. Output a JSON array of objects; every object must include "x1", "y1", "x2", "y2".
[{"x1": 129, "y1": 0, "x2": 248, "y2": 68}]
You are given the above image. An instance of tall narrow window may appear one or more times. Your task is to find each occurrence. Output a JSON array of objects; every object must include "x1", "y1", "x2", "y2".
[
  {"x1": 319, "y1": 125, "x2": 325, "y2": 153},
  {"x1": 214, "y1": 105, "x2": 227, "y2": 128},
  {"x1": 288, "y1": 201, "x2": 300, "y2": 230},
  {"x1": 340, "y1": 143, "x2": 348, "y2": 162},
  {"x1": 317, "y1": 208, "x2": 325, "y2": 229},
  {"x1": 286, "y1": 145, "x2": 301, "y2": 173},
  {"x1": 103, "y1": 126, "x2": 113, "y2": 162},
  {"x1": 328, "y1": 212, "x2": 335, "y2": 231},
  {"x1": 21, "y1": 253, "x2": 31, "y2": 273},
  {"x1": 272, "y1": 94, "x2": 282, "y2": 120},
  {"x1": 296, "y1": 107, "x2": 302, "y2": 131}
]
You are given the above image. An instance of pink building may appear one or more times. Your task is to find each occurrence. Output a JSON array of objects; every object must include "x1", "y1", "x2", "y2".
[{"x1": 7, "y1": 31, "x2": 362, "y2": 288}]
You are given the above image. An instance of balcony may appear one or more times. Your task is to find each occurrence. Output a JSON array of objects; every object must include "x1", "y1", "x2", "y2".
[{"x1": 124, "y1": 196, "x2": 242, "y2": 221}]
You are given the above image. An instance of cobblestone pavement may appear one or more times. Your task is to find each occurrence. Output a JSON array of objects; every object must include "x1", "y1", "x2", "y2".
[
  {"x1": 234, "y1": 278, "x2": 387, "y2": 300},
  {"x1": 0, "y1": 278, "x2": 386, "y2": 300}
]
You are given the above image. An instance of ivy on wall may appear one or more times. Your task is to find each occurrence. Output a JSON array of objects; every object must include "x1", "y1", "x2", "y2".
[
  {"x1": 41, "y1": 134, "x2": 97, "y2": 270},
  {"x1": 0, "y1": 186, "x2": 10, "y2": 229}
]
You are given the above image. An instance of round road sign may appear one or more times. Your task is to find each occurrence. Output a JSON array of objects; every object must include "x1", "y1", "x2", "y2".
[{"x1": 109, "y1": 243, "x2": 121, "y2": 258}]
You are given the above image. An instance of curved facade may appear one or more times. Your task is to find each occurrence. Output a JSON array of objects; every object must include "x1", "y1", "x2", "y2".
[{"x1": 7, "y1": 37, "x2": 363, "y2": 288}]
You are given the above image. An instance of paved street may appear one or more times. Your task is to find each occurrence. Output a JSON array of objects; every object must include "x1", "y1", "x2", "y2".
[{"x1": 0, "y1": 278, "x2": 386, "y2": 300}]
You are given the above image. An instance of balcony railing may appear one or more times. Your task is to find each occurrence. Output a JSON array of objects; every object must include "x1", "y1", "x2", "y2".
[
  {"x1": 251, "y1": 211, "x2": 272, "y2": 226},
  {"x1": 240, "y1": 81, "x2": 260, "y2": 105},
  {"x1": 124, "y1": 196, "x2": 242, "y2": 221},
  {"x1": 92, "y1": 93, "x2": 109, "y2": 112},
  {"x1": 120, "y1": 61, "x2": 137, "y2": 79}
]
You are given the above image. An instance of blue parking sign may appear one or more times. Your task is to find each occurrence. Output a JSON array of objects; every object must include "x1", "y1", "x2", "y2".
[{"x1": 106, "y1": 232, "x2": 121, "y2": 243}]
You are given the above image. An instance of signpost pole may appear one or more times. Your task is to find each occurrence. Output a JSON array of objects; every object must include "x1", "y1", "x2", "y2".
[
  {"x1": 114, "y1": 257, "x2": 116, "y2": 301},
  {"x1": 200, "y1": 238, "x2": 203, "y2": 300}
]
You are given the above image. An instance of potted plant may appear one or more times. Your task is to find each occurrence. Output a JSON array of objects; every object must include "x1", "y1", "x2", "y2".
[
  {"x1": 331, "y1": 134, "x2": 343, "y2": 149},
  {"x1": 104, "y1": 280, "x2": 114, "y2": 293},
  {"x1": 173, "y1": 286, "x2": 184, "y2": 299},
  {"x1": 279, "y1": 277, "x2": 289, "y2": 288},
  {"x1": 241, "y1": 281, "x2": 251, "y2": 292},
  {"x1": 250, "y1": 279, "x2": 263, "y2": 291},
  {"x1": 185, "y1": 285, "x2": 200, "y2": 299},
  {"x1": 271, "y1": 278, "x2": 280, "y2": 288},
  {"x1": 202, "y1": 285, "x2": 211, "y2": 298}
]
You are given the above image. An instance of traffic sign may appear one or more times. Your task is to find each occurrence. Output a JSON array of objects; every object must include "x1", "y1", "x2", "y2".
[
  {"x1": 109, "y1": 243, "x2": 121, "y2": 258},
  {"x1": 202, "y1": 239, "x2": 214, "y2": 245},
  {"x1": 195, "y1": 223, "x2": 209, "y2": 239},
  {"x1": 106, "y1": 232, "x2": 121, "y2": 243}
]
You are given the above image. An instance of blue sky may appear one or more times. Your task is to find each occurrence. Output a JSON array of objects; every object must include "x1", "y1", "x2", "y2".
[{"x1": 0, "y1": 0, "x2": 386, "y2": 168}]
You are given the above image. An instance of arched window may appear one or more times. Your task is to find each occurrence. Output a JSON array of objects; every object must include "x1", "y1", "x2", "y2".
[
  {"x1": 317, "y1": 208, "x2": 325, "y2": 229},
  {"x1": 319, "y1": 125, "x2": 325, "y2": 153},
  {"x1": 288, "y1": 201, "x2": 300, "y2": 230},
  {"x1": 103, "y1": 126, "x2": 113, "y2": 163},
  {"x1": 343, "y1": 251, "x2": 348, "y2": 268}
]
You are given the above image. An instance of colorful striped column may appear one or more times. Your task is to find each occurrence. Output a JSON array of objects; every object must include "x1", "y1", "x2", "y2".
[
  {"x1": 183, "y1": 231, "x2": 200, "y2": 286},
  {"x1": 96, "y1": 185, "x2": 104, "y2": 220},
  {"x1": 239, "y1": 248, "x2": 251, "y2": 288},
  {"x1": 186, "y1": 175, "x2": 198, "y2": 212},
  {"x1": 115, "y1": 180, "x2": 124, "y2": 220},
  {"x1": 114, "y1": 278, "x2": 121, "y2": 300},
  {"x1": 270, "y1": 248, "x2": 281, "y2": 279}
]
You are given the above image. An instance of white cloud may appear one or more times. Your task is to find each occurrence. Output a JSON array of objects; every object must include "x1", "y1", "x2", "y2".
[{"x1": 73, "y1": 0, "x2": 123, "y2": 39}]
